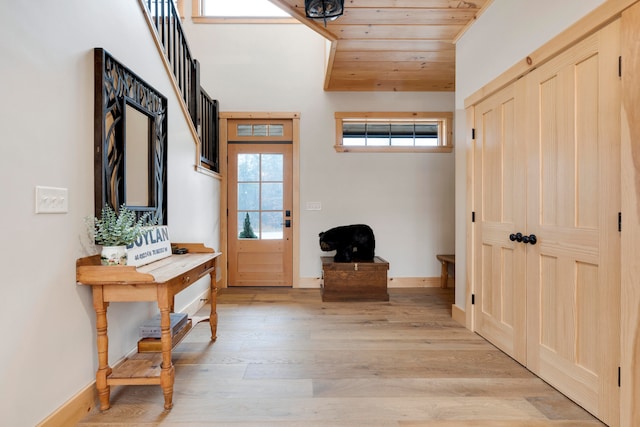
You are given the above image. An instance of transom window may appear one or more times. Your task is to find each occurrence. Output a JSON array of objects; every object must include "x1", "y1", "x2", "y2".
[
  {"x1": 237, "y1": 124, "x2": 285, "y2": 137},
  {"x1": 335, "y1": 112, "x2": 453, "y2": 153}
]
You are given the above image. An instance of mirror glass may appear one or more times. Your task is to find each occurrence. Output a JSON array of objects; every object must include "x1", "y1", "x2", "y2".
[{"x1": 125, "y1": 103, "x2": 151, "y2": 207}]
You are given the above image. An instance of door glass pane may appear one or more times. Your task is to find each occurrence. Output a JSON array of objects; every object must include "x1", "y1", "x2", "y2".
[
  {"x1": 261, "y1": 154, "x2": 283, "y2": 181},
  {"x1": 238, "y1": 211, "x2": 259, "y2": 239},
  {"x1": 261, "y1": 211, "x2": 283, "y2": 240},
  {"x1": 237, "y1": 125, "x2": 253, "y2": 137},
  {"x1": 262, "y1": 183, "x2": 283, "y2": 210},
  {"x1": 253, "y1": 125, "x2": 268, "y2": 136},
  {"x1": 238, "y1": 183, "x2": 259, "y2": 210},
  {"x1": 236, "y1": 152, "x2": 285, "y2": 241},
  {"x1": 268, "y1": 124, "x2": 284, "y2": 136},
  {"x1": 238, "y1": 154, "x2": 259, "y2": 181}
]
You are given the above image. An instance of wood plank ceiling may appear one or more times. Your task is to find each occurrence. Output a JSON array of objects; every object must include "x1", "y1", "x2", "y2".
[{"x1": 270, "y1": 0, "x2": 491, "y2": 91}]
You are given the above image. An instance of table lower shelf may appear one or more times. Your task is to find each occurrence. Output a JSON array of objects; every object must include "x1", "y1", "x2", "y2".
[
  {"x1": 108, "y1": 353, "x2": 163, "y2": 386},
  {"x1": 107, "y1": 316, "x2": 207, "y2": 386}
]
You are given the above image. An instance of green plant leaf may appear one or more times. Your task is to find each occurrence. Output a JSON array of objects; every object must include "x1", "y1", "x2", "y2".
[{"x1": 93, "y1": 204, "x2": 156, "y2": 246}]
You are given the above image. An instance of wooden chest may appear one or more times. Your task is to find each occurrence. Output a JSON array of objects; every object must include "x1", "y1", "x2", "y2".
[{"x1": 321, "y1": 256, "x2": 389, "y2": 302}]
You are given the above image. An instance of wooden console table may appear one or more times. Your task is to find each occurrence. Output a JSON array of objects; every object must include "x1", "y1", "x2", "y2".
[{"x1": 76, "y1": 243, "x2": 221, "y2": 411}]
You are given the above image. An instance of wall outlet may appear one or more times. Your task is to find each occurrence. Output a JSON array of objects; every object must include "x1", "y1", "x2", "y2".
[
  {"x1": 306, "y1": 201, "x2": 322, "y2": 211},
  {"x1": 35, "y1": 186, "x2": 68, "y2": 214}
]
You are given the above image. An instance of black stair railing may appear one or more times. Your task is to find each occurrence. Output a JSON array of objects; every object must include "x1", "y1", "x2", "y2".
[
  {"x1": 143, "y1": 0, "x2": 219, "y2": 173},
  {"x1": 200, "y1": 88, "x2": 219, "y2": 172}
]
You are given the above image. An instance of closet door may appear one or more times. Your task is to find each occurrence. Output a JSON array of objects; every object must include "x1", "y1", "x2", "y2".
[
  {"x1": 473, "y1": 81, "x2": 527, "y2": 364},
  {"x1": 525, "y1": 21, "x2": 621, "y2": 424}
]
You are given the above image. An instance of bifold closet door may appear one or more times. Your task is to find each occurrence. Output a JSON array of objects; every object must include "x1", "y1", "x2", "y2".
[
  {"x1": 472, "y1": 81, "x2": 527, "y2": 364},
  {"x1": 525, "y1": 21, "x2": 621, "y2": 425}
]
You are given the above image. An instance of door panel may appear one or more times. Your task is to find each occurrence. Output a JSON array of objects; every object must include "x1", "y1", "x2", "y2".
[
  {"x1": 228, "y1": 122, "x2": 293, "y2": 287},
  {"x1": 473, "y1": 81, "x2": 527, "y2": 364},
  {"x1": 525, "y1": 22, "x2": 620, "y2": 424}
]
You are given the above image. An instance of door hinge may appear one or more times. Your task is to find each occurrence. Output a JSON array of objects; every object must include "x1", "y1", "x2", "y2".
[
  {"x1": 618, "y1": 366, "x2": 621, "y2": 387},
  {"x1": 471, "y1": 294, "x2": 475, "y2": 305},
  {"x1": 472, "y1": 211, "x2": 476, "y2": 223},
  {"x1": 618, "y1": 212, "x2": 622, "y2": 232},
  {"x1": 471, "y1": 128, "x2": 476, "y2": 139},
  {"x1": 619, "y1": 56, "x2": 622, "y2": 78}
]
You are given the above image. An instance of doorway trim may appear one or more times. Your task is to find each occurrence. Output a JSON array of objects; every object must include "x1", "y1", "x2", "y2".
[{"x1": 219, "y1": 112, "x2": 300, "y2": 288}]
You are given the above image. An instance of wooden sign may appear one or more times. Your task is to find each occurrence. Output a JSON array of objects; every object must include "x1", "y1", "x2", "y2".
[{"x1": 126, "y1": 226, "x2": 172, "y2": 267}]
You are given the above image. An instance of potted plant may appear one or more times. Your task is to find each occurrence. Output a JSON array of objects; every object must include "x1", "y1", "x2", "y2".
[{"x1": 91, "y1": 204, "x2": 156, "y2": 265}]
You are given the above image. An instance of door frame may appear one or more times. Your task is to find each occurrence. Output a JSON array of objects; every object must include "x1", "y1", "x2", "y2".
[{"x1": 219, "y1": 112, "x2": 300, "y2": 289}]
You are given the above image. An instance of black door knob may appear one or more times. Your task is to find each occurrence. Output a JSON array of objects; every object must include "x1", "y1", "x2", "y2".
[
  {"x1": 509, "y1": 233, "x2": 524, "y2": 242},
  {"x1": 510, "y1": 232, "x2": 537, "y2": 244}
]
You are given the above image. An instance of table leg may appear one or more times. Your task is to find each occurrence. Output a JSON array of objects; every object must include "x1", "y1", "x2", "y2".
[
  {"x1": 440, "y1": 260, "x2": 449, "y2": 288},
  {"x1": 159, "y1": 353, "x2": 175, "y2": 410},
  {"x1": 93, "y1": 287, "x2": 112, "y2": 410},
  {"x1": 209, "y1": 269, "x2": 218, "y2": 341},
  {"x1": 158, "y1": 287, "x2": 174, "y2": 410}
]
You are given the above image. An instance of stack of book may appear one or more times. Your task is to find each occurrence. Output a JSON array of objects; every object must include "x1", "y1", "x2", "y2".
[{"x1": 137, "y1": 312, "x2": 191, "y2": 352}]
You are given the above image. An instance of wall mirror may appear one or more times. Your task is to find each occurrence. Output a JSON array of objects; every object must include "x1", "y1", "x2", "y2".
[
  {"x1": 124, "y1": 102, "x2": 152, "y2": 207},
  {"x1": 94, "y1": 48, "x2": 168, "y2": 224}
]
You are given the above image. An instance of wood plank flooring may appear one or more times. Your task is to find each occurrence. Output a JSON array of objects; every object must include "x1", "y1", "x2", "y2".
[{"x1": 78, "y1": 288, "x2": 603, "y2": 426}]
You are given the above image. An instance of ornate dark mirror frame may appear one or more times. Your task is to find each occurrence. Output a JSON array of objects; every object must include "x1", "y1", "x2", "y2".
[{"x1": 94, "y1": 48, "x2": 168, "y2": 224}]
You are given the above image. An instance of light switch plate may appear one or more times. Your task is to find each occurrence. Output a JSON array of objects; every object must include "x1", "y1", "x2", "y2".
[
  {"x1": 35, "y1": 186, "x2": 68, "y2": 214},
  {"x1": 306, "y1": 201, "x2": 322, "y2": 211}
]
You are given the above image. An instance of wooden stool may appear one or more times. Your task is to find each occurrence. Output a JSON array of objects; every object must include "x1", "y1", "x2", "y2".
[{"x1": 436, "y1": 254, "x2": 455, "y2": 288}]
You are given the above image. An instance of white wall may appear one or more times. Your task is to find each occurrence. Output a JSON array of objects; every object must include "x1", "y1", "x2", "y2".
[
  {"x1": 453, "y1": 0, "x2": 606, "y2": 309},
  {"x1": 0, "y1": 1, "x2": 219, "y2": 425},
  {"x1": 183, "y1": 20, "x2": 456, "y2": 282}
]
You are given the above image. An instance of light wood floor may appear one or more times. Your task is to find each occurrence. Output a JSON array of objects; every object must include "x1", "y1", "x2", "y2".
[{"x1": 78, "y1": 288, "x2": 604, "y2": 426}]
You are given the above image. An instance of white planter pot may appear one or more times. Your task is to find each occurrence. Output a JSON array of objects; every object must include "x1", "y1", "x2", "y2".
[{"x1": 100, "y1": 245, "x2": 127, "y2": 266}]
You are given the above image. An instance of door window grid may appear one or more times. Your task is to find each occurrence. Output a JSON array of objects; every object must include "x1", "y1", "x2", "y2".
[{"x1": 237, "y1": 153, "x2": 284, "y2": 240}]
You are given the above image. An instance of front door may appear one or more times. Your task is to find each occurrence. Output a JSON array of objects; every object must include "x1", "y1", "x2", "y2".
[{"x1": 227, "y1": 119, "x2": 293, "y2": 286}]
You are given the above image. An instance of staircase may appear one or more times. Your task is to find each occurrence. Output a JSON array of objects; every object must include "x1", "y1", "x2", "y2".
[{"x1": 142, "y1": 0, "x2": 219, "y2": 173}]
